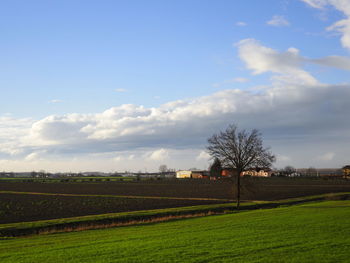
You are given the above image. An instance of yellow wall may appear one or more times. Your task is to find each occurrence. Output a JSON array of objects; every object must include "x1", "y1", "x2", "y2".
[
  {"x1": 343, "y1": 168, "x2": 350, "y2": 176},
  {"x1": 176, "y1": 170, "x2": 192, "y2": 178}
]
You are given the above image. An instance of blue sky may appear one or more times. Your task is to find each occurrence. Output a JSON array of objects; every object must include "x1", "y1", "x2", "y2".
[{"x1": 1, "y1": 0, "x2": 350, "y2": 172}]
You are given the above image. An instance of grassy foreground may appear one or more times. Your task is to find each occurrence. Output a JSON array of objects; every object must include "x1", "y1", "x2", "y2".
[{"x1": 0, "y1": 200, "x2": 349, "y2": 262}]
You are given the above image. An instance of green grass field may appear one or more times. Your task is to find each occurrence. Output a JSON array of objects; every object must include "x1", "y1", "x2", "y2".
[{"x1": 1, "y1": 200, "x2": 349, "y2": 263}]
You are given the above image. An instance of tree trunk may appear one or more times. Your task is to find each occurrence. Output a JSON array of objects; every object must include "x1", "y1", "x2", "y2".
[{"x1": 236, "y1": 170, "x2": 241, "y2": 209}]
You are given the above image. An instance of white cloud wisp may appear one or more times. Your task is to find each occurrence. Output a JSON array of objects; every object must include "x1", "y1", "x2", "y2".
[{"x1": 302, "y1": 0, "x2": 350, "y2": 49}]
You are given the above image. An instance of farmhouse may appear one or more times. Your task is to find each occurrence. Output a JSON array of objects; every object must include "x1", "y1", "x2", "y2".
[
  {"x1": 343, "y1": 165, "x2": 350, "y2": 176},
  {"x1": 176, "y1": 170, "x2": 208, "y2": 179},
  {"x1": 242, "y1": 168, "x2": 271, "y2": 177},
  {"x1": 177, "y1": 167, "x2": 271, "y2": 179},
  {"x1": 221, "y1": 167, "x2": 271, "y2": 177}
]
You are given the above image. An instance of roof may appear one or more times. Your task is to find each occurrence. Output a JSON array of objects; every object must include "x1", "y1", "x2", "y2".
[{"x1": 343, "y1": 165, "x2": 350, "y2": 169}]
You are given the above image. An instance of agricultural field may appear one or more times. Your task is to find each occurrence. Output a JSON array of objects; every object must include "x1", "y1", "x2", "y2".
[
  {"x1": 0, "y1": 192, "x2": 228, "y2": 224},
  {"x1": 1, "y1": 177, "x2": 350, "y2": 227},
  {"x1": 1, "y1": 199, "x2": 349, "y2": 262},
  {"x1": 0, "y1": 179, "x2": 233, "y2": 199},
  {"x1": 1, "y1": 177, "x2": 350, "y2": 200}
]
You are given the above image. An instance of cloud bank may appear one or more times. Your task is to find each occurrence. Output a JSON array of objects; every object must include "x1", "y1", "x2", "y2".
[
  {"x1": 302, "y1": 0, "x2": 350, "y2": 49},
  {"x1": 1, "y1": 41, "x2": 350, "y2": 171},
  {"x1": 2, "y1": 0, "x2": 350, "y2": 171}
]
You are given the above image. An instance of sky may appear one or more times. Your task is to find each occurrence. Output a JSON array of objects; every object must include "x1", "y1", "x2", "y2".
[{"x1": 1, "y1": 0, "x2": 350, "y2": 172}]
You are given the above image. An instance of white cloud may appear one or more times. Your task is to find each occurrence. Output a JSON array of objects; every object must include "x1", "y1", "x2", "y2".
[
  {"x1": 237, "y1": 39, "x2": 318, "y2": 85},
  {"x1": 14, "y1": 81, "x2": 350, "y2": 162},
  {"x1": 302, "y1": 0, "x2": 350, "y2": 49},
  {"x1": 302, "y1": 0, "x2": 328, "y2": 9},
  {"x1": 2, "y1": 79, "x2": 350, "y2": 170},
  {"x1": 236, "y1": 21, "x2": 247, "y2": 26},
  {"x1": 114, "y1": 155, "x2": 123, "y2": 162},
  {"x1": 311, "y1": 55, "x2": 350, "y2": 70},
  {"x1": 327, "y1": 19, "x2": 350, "y2": 49},
  {"x1": 148, "y1": 148, "x2": 169, "y2": 161},
  {"x1": 28, "y1": 114, "x2": 93, "y2": 144},
  {"x1": 267, "y1": 15, "x2": 290, "y2": 27},
  {"x1": 0, "y1": 144, "x2": 23, "y2": 156},
  {"x1": 196, "y1": 151, "x2": 210, "y2": 161},
  {"x1": 0, "y1": 116, "x2": 32, "y2": 139},
  {"x1": 115, "y1": 88, "x2": 127, "y2": 92},
  {"x1": 24, "y1": 152, "x2": 41, "y2": 162},
  {"x1": 112, "y1": 153, "x2": 136, "y2": 162},
  {"x1": 0, "y1": 116, "x2": 33, "y2": 158},
  {"x1": 237, "y1": 38, "x2": 350, "y2": 86},
  {"x1": 2, "y1": 38, "x2": 350, "y2": 171},
  {"x1": 302, "y1": 0, "x2": 350, "y2": 14},
  {"x1": 128, "y1": 154, "x2": 136, "y2": 160},
  {"x1": 316, "y1": 152, "x2": 335, "y2": 161}
]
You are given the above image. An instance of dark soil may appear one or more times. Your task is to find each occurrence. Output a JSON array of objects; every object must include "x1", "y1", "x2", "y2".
[
  {"x1": 1, "y1": 177, "x2": 350, "y2": 200},
  {"x1": 240, "y1": 177, "x2": 350, "y2": 200},
  {"x1": 1, "y1": 177, "x2": 350, "y2": 224},
  {"x1": 0, "y1": 193, "x2": 226, "y2": 224},
  {"x1": 0, "y1": 179, "x2": 233, "y2": 199}
]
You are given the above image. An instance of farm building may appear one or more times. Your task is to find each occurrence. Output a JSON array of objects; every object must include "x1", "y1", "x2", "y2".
[
  {"x1": 191, "y1": 171, "x2": 209, "y2": 179},
  {"x1": 242, "y1": 168, "x2": 271, "y2": 177},
  {"x1": 316, "y1": 168, "x2": 343, "y2": 178},
  {"x1": 221, "y1": 168, "x2": 271, "y2": 177},
  {"x1": 221, "y1": 168, "x2": 239, "y2": 177},
  {"x1": 176, "y1": 170, "x2": 209, "y2": 179},
  {"x1": 176, "y1": 170, "x2": 192, "y2": 178},
  {"x1": 343, "y1": 165, "x2": 350, "y2": 176}
]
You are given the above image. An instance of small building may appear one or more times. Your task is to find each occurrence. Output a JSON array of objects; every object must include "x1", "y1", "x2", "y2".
[
  {"x1": 342, "y1": 165, "x2": 350, "y2": 177},
  {"x1": 176, "y1": 170, "x2": 192, "y2": 178},
  {"x1": 176, "y1": 170, "x2": 208, "y2": 179},
  {"x1": 242, "y1": 168, "x2": 271, "y2": 177},
  {"x1": 221, "y1": 168, "x2": 240, "y2": 177},
  {"x1": 191, "y1": 171, "x2": 209, "y2": 179},
  {"x1": 221, "y1": 167, "x2": 271, "y2": 177}
]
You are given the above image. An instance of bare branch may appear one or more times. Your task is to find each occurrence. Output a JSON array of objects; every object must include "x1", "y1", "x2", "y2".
[{"x1": 206, "y1": 123, "x2": 275, "y2": 208}]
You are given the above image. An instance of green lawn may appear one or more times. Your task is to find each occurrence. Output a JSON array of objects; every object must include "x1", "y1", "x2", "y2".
[{"x1": 0, "y1": 200, "x2": 349, "y2": 262}]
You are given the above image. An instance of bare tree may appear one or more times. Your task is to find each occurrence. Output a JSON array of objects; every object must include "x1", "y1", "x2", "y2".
[
  {"x1": 283, "y1": 166, "x2": 296, "y2": 176},
  {"x1": 207, "y1": 124, "x2": 275, "y2": 209},
  {"x1": 159, "y1": 164, "x2": 168, "y2": 174},
  {"x1": 306, "y1": 167, "x2": 317, "y2": 177},
  {"x1": 209, "y1": 157, "x2": 222, "y2": 178}
]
